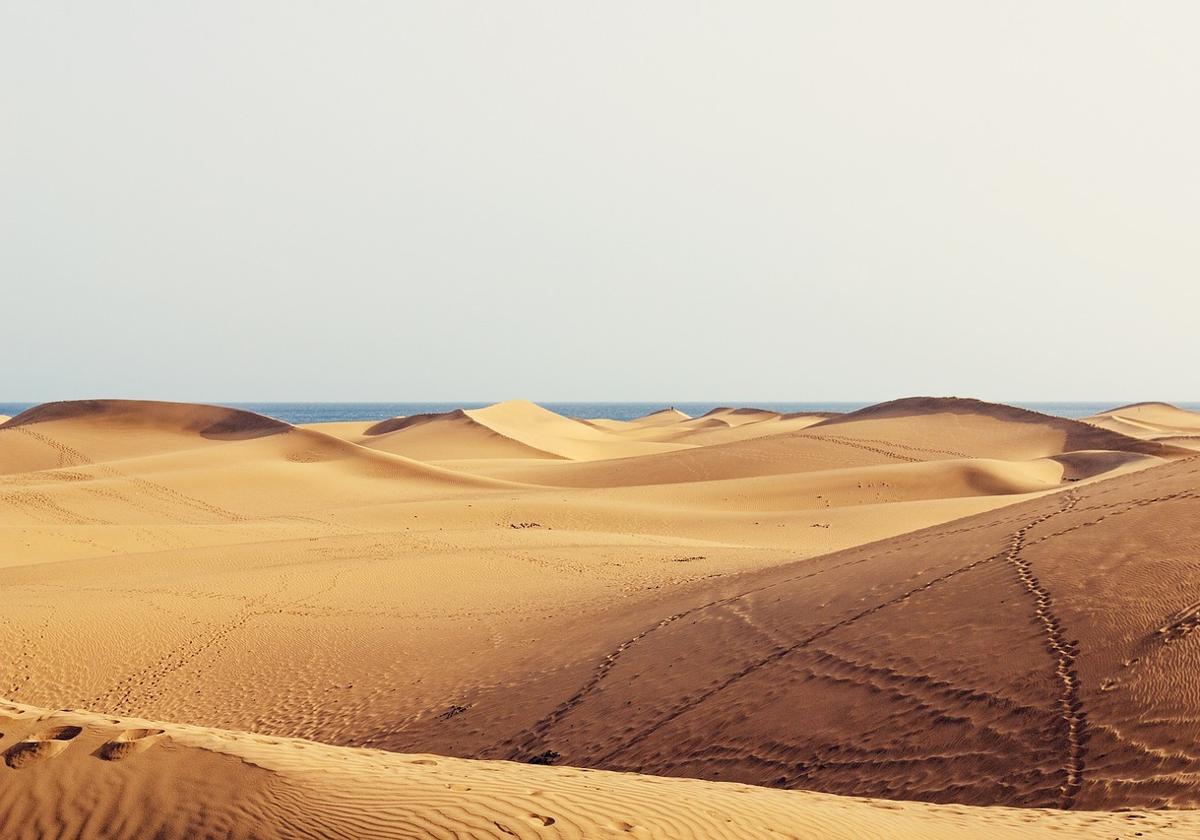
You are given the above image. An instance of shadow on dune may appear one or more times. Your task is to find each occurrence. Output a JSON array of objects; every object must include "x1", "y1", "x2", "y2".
[
  {"x1": 0, "y1": 400, "x2": 292, "y2": 441},
  {"x1": 809, "y1": 396, "x2": 1192, "y2": 457},
  {"x1": 362, "y1": 410, "x2": 471, "y2": 436}
]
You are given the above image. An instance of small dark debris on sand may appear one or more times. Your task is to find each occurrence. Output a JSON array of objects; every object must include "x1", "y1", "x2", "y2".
[{"x1": 438, "y1": 704, "x2": 469, "y2": 721}]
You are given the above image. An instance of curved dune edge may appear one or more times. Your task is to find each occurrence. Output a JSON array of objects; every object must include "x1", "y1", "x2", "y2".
[
  {"x1": 630, "y1": 406, "x2": 692, "y2": 425},
  {"x1": 0, "y1": 399, "x2": 292, "y2": 440},
  {"x1": 362, "y1": 408, "x2": 566, "y2": 460},
  {"x1": 1084, "y1": 402, "x2": 1200, "y2": 446},
  {"x1": 357, "y1": 400, "x2": 694, "y2": 461},
  {"x1": 0, "y1": 701, "x2": 1194, "y2": 840},
  {"x1": 0, "y1": 398, "x2": 516, "y2": 488}
]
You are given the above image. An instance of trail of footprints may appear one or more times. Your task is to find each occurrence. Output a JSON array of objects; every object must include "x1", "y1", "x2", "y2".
[
  {"x1": 808, "y1": 432, "x2": 970, "y2": 460},
  {"x1": 0, "y1": 611, "x2": 53, "y2": 699},
  {"x1": 502, "y1": 497, "x2": 1047, "y2": 762},
  {"x1": 0, "y1": 714, "x2": 165, "y2": 769},
  {"x1": 801, "y1": 433, "x2": 921, "y2": 463},
  {"x1": 507, "y1": 486, "x2": 1090, "y2": 805},
  {"x1": 1000, "y1": 490, "x2": 1086, "y2": 809},
  {"x1": 8, "y1": 426, "x2": 246, "y2": 525}
]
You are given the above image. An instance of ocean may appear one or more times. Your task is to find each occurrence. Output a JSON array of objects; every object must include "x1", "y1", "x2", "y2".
[{"x1": 3, "y1": 401, "x2": 1198, "y2": 424}]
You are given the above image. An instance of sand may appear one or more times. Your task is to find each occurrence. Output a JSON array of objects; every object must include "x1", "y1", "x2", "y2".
[
  {"x1": 1, "y1": 396, "x2": 1197, "y2": 837},
  {"x1": 2, "y1": 700, "x2": 1196, "y2": 840},
  {"x1": 1084, "y1": 402, "x2": 1200, "y2": 452}
]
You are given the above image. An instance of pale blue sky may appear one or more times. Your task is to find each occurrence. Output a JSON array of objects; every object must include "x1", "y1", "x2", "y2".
[{"x1": 3, "y1": 3, "x2": 1197, "y2": 402}]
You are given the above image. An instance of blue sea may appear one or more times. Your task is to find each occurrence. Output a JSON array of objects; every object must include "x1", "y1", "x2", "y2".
[{"x1": 3, "y1": 401, "x2": 1198, "y2": 424}]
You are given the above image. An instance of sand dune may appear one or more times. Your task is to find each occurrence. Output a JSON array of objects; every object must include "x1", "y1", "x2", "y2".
[
  {"x1": 0, "y1": 399, "x2": 499, "y2": 490},
  {"x1": 1, "y1": 396, "x2": 1197, "y2": 836},
  {"x1": 581, "y1": 407, "x2": 839, "y2": 448},
  {"x1": 702, "y1": 406, "x2": 785, "y2": 424},
  {"x1": 465, "y1": 397, "x2": 1180, "y2": 488},
  {"x1": 626, "y1": 406, "x2": 693, "y2": 427},
  {"x1": 2, "y1": 700, "x2": 1195, "y2": 840},
  {"x1": 1084, "y1": 402, "x2": 1200, "y2": 451},
  {"x1": 388, "y1": 456, "x2": 1200, "y2": 811},
  {"x1": 360, "y1": 409, "x2": 563, "y2": 460},
  {"x1": 0, "y1": 399, "x2": 290, "y2": 473},
  {"x1": 807, "y1": 397, "x2": 1184, "y2": 459},
  {"x1": 345, "y1": 400, "x2": 693, "y2": 461},
  {"x1": 1, "y1": 400, "x2": 1078, "y2": 741}
]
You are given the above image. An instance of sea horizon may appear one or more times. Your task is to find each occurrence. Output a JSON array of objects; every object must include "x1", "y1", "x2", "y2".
[{"x1": 5, "y1": 399, "x2": 1200, "y2": 424}]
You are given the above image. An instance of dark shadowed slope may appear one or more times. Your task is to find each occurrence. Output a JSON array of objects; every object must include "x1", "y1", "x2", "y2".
[{"x1": 394, "y1": 456, "x2": 1200, "y2": 811}]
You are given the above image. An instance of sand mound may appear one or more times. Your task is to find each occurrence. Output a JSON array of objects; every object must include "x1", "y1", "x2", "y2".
[
  {"x1": 661, "y1": 412, "x2": 839, "y2": 447},
  {"x1": 0, "y1": 400, "x2": 293, "y2": 474},
  {"x1": 466, "y1": 400, "x2": 691, "y2": 460},
  {"x1": 808, "y1": 396, "x2": 1183, "y2": 459},
  {"x1": 360, "y1": 409, "x2": 561, "y2": 460},
  {"x1": 468, "y1": 397, "x2": 1193, "y2": 489},
  {"x1": 390, "y1": 458, "x2": 1200, "y2": 810},
  {"x1": 356, "y1": 401, "x2": 692, "y2": 462},
  {"x1": 2, "y1": 400, "x2": 290, "y2": 440},
  {"x1": 554, "y1": 407, "x2": 840, "y2": 448},
  {"x1": 1085, "y1": 402, "x2": 1200, "y2": 443},
  {"x1": 0, "y1": 701, "x2": 1193, "y2": 840},
  {"x1": 1, "y1": 397, "x2": 1131, "y2": 754},
  {"x1": 700, "y1": 406, "x2": 782, "y2": 425},
  {"x1": 628, "y1": 407, "x2": 692, "y2": 426}
]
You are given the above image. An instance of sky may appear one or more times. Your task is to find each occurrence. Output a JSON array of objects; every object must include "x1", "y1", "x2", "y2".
[{"x1": 3, "y1": 2, "x2": 1197, "y2": 403}]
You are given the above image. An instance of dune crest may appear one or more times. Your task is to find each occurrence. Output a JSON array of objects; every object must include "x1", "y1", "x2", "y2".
[
  {"x1": 1, "y1": 399, "x2": 292, "y2": 439},
  {"x1": 349, "y1": 400, "x2": 692, "y2": 461}
]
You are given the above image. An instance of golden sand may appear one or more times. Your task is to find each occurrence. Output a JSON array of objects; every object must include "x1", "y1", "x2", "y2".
[{"x1": 2, "y1": 397, "x2": 1198, "y2": 837}]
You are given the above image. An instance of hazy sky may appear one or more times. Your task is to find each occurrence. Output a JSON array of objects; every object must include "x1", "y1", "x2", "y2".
[{"x1": 3, "y1": 3, "x2": 1197, "y2": 402}]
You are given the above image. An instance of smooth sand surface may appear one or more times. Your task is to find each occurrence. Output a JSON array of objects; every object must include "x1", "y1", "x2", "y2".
[
  {"x1": 1, "y1": 397, "x2": 1197, "y2": 836},
  {"x1": 1085, "y1": 402, "x2": 1200, "y2": 451}
]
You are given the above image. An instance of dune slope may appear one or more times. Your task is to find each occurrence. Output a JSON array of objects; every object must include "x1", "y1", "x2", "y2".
[
  {"x1": 471, "y1": 397, "x2": 1181, "y2": 487},
  {"x1": 1, "y1": 700, "x2": 1195, "y2": 840},
  {"x1": 349, "y1": 401, "x2": 694, "y2": 461},
  {"x1": 0, "y1": 399, "x2": 291, "y2": 473},
  {"x1": 389, "y1": 456, "x2": 1200, "y2": 811},
  {"x1": 1084, "y1": 402, "x2": 1200, "y2": 451}
]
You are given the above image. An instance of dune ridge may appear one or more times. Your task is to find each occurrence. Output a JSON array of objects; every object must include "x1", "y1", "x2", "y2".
[
  {"x1": 349, "y1": 400, "x2": 693, "y2": 461},
  {"x1": 2, "y1": 399, "x2": 292, "y2": 439}
]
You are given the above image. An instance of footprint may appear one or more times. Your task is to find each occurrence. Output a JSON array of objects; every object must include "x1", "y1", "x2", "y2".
[
  {"x1": 4, "y1": 724, "x2": 83, "y2": 769},
  {"x1": 96, "y1": 728, "x2": 166, "y2": 761}
]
